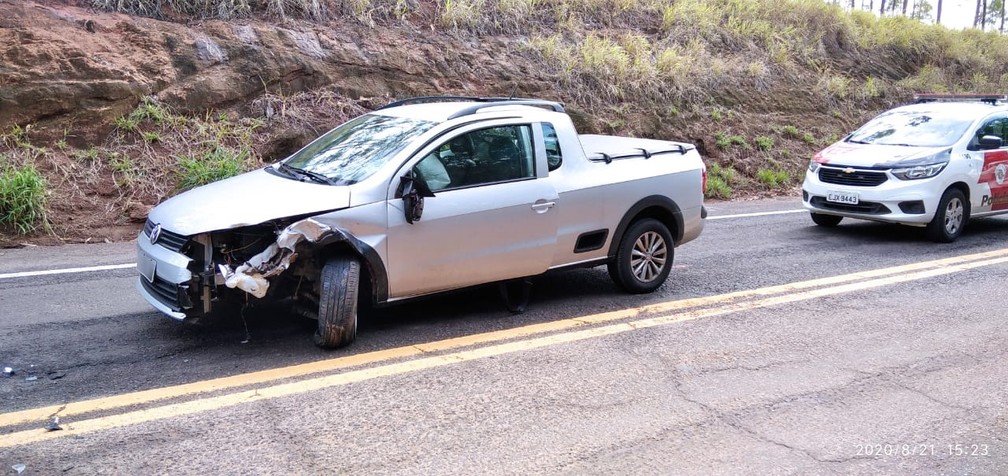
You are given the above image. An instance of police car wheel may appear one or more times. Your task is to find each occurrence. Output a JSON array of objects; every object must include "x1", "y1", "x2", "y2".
[{"x1": 927, "y1": 188, "x2": 968, "y2": 243}]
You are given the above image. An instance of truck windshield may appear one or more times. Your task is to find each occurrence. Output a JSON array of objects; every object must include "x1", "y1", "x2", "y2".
[
  {"x1": 283, "y1": 114, "x2": 437, "y2": 185},
  {"x1": 846, "y1": 110, "x2": 972, "y2": 147}
]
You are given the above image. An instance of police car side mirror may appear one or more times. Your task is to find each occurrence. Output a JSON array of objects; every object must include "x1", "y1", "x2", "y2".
[{"x1": 979, "y1": 135, "x2": 1003, "y2": 150}]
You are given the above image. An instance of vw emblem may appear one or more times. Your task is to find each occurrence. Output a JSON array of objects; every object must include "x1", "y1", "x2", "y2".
[
  {"x1": 843, "y1": 167, "x2": 855, "y2": 174},
  {"x1": 996, "y1": 163, "x2": 1007, "y2": 185},
  {"x1": 150, "y1": 224, "x2": 162, "y2": 245}
]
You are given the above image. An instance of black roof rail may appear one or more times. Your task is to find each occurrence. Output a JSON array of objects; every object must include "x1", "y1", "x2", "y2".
[
  {"x1": 378, "y1": 96, "x2": 565, "y2": 117},
  {"x1": 914, "y1": 93, "x2": 1007, "y2": 106}
]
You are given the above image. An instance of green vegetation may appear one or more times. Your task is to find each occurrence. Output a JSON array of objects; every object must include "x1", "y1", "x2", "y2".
[
  {"x1": 109, "y1": 99, "x2": 262, "y2": 194},
  {"x1": 756, "y1": 167, "x2": 791, "y2": 188},
  {"x1": 0, "y1": 159, "x2": 47, "y2": 234},
  {"x1": 72, "y1": 147, "x2": 102, "y2": 165},
  {"x1": 780, "y1": 125, "x2": 801, "y2": 139},
  {"x1": 177, "y1": 146, "x2": 248, "y2": 190},
  {"x1": 861, "y1": 76, "x2": 881, "y2": 99},
  {"x1": 715, "y1": 132, "x2": 748, "y2": 150},
  {"x1": 705, "y1": 163, "x2": 737, "y2": 199},
  {"x1": 802, "y1": 132, "x2": 817, "y2": 145},
  {"x1": 755, "y1": 136, "x2": 774, "y2": 151}
]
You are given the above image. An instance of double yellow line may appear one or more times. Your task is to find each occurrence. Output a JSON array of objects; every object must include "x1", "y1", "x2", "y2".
[{"x1": 3, "y1": 248, "x2": 1008, "y2": 448}]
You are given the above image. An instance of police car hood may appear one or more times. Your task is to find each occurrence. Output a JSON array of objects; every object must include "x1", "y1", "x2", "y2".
[
  {"x1": 147, "y1": 167, "x2": 351, "y2": 236},
  {"x1": 814, "y1": 141, "x2": 950, "y2": 169}
]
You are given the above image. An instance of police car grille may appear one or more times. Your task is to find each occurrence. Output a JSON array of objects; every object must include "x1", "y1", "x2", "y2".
[
  {"x1": 818, "y1": 167, "x2": 888, "y2": 187},
  {"x1": 143, "y1": 219, "x2": 190, "y2": 252}
]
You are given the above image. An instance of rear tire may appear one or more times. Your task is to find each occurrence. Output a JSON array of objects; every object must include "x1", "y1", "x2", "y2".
[
  {"x1": 926, "y1": 188, "x2": 968, "y2": 243},
  {"x1": 313, "y1": 256, "x2": 360, "y2": 349},
  {"x1": 810, "y1": 212, "x2": 843, "y2": 227},
  {"x1": 608, "y1": 219, "x2": 674, "y2": 294}
]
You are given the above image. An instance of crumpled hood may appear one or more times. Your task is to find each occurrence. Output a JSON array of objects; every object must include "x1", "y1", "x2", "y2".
[
  {"x1": 814, "y1": 142, "x2": 949, "y2": 168},
  {"x1": 148, "y1": 168, "x2": 351, "y2": 236}
]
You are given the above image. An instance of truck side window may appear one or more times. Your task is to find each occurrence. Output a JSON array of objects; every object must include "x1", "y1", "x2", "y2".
[
  {"x1": 542, "y1": 123, "x2": 563, "y2": 172},
  {"x1": 423, "y1": 125, "x2": 535, "y2": 189}
]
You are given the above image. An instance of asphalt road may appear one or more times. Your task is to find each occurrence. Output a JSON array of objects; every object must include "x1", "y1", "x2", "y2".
[{"x1": 2, "y1": 197, "x2": 1007, "y2": 474}]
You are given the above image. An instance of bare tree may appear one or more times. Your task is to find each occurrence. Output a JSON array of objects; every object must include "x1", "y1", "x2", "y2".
[
  {"x1": 975, "y1": 0, "x2": 989, "y2": 29},
  {"x1": 902, "y1": 0, "x2": 909, "y2": 15},
  {"x1": 936, "y1": 0, "x2": 943, "y2": 23},
  {"x1": 1001, "y1": 0, "x2": 1006, "y2": 33}
]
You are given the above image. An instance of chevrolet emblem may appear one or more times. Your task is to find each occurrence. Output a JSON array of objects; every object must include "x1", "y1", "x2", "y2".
[{"x1": 843, "y1": 167, "x2": 855, "y2": 174}]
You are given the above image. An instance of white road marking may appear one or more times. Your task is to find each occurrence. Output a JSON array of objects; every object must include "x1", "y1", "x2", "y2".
[
  {"x1": 0, "y1": 208, "x2": 806, "y2": 280},
  {"x1": 706, "y1": 209, "x2": 806, "y2": 220},
  {"x1": 0, "y1": 263, "x2": 135, "y2": 280}
]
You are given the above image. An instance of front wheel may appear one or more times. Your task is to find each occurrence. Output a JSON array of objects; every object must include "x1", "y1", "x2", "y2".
[
  {"x1": 608, "y1": 219, "x2": 674, "y2": 294},
  {"x1": 926, "y1": 188, "x2": 968, "y2": 243},
  {"x1": 810, "y1": 212, "x2": 843, "y2": 227},
  {"x1": 314, "y1": 256, "x2": 360, "y2": 349}
]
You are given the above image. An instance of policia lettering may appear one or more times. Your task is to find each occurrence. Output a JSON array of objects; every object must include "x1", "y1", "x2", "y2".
[{"x1": 980, "y1": 192, "x2": 1008, "y2": 208}]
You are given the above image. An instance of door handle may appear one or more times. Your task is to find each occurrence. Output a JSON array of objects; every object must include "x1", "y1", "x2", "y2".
[{"x1": 531, "y1": 200, "x2": 556, "y2": 213}]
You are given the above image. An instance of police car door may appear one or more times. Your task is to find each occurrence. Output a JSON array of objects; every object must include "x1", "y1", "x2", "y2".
[{"x1": 969, "y1": 114, "x2": 1008, "y2": 215}]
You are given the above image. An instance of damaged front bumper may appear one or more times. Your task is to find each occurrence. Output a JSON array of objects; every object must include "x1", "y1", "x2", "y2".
[
  {"x1": 136, "y1": 229, "x2": 195, "y2": 320},
  {"x1": 137, "y1": 218, "x2": 338, "y2": 321}
]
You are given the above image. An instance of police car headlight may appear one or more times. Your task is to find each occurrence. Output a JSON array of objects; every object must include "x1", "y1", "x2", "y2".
[
  {"x1": 891, "y1": 161, "x2": 948, "y2": 180},
  {"x1": 891, "y1": 149, "x2": 951, "y2": 180},
  {"x1": 808, "y1": 160, "x2": 820, "y2": 173}
]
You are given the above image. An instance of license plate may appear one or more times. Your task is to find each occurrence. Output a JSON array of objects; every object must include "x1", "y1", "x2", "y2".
[
  {"x1": 137, "y1": 251, "x2": 156, "y2": 283},
  {"x1": 827, "y1": 190, "x2": 859, "y2": 205}
]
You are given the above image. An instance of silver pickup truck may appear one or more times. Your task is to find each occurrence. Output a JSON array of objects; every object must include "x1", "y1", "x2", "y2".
[{"x1": 137, "y1": 97, "x2": 706, "y2": 348}]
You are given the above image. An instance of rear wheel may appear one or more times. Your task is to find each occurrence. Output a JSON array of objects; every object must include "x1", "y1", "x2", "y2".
[
  {"x1": 927, "y1": 188, "x2": 968, "y2": 243},
  {"x1": 313, "y1": 256, "x2": 360, "y2": 349},
  {"x1": 810, "y1": 212, "x2": 843, "y2": 227},
  {"x1": 608, "y1": 219, "x2": 674, "y2": 294}
]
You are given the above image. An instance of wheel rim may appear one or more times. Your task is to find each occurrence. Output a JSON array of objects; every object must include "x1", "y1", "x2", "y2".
[
  {"x1": 944, "y1": 197, "x2": 964, "y2": 235},
  {"x1": 630, "y1": 231, "x2": 667, "y2": 283}
]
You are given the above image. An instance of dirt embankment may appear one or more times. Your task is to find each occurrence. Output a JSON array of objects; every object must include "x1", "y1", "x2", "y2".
[
  {"x1": 2, "y1": 1, "x2": 570, "y2": 245},
  {"x1": 0, "y1": 0, "x2": 909, "y2": 246}
]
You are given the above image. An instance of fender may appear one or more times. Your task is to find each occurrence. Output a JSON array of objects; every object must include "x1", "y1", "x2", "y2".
[
  {"x1": 315, "y1": 227, "x2": 390, "y2": 304},
  {"x1": 607, "y1": 195, "x2": 684, "y2": 258}
]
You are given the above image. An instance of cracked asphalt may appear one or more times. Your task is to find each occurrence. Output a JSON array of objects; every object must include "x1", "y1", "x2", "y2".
[{"x1": 1, "y1": 197, "x2": 1007, "y2": 474}]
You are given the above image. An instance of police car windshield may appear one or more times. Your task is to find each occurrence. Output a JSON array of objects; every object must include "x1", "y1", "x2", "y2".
[{"x1": 846, "y1": 110, "x2": 972, "y2": 148}]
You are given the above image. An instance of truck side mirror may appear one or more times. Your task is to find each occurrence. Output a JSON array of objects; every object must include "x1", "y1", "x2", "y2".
[
  {"x1": 398, "y1": 172, "x2": 434, "y2": 224},
  {"x1": 979, "y1": 135, "x2": 1004, "y2": 150}
]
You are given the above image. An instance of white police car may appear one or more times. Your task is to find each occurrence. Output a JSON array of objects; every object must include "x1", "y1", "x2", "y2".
[{"x1": 802, "y1": 94, "x2": 1008, "y2": 242}]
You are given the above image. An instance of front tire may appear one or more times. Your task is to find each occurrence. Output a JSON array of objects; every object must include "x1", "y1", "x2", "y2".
[
  {"x1": 314, "y1": 256, "x2": 360, "y2": 349},
  {"x1": 927, "y1": 188, "x2": 968, "y2": 243},
  {"x1": 810, "y1": 212, "x2": 843, "y2": 227},
  {"x1": 608, "y1": 219, "x2": 674, "y2": 294}
]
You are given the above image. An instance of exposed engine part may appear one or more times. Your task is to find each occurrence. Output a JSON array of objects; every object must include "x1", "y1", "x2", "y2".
[{"x1": 218, "y1": 219, "x2": 334, "y2": 298}]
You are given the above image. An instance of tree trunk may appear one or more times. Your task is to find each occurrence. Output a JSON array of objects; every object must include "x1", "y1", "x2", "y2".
[
  {"x1": 983, "y1": 0, "x2": 989, "y2": 30},
  {"x1": 976, "y1": 0, "x2": 983, "y2": 27},
  {"x1": 1001, "y1": 0, "x2": 1006, "y2": 32},
  {"x1": 936, "y1": 0, "x2": 942, "y2": 23},
  {"x1": 880, "y1": 0, "x2": 886, "y2": 14}
]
